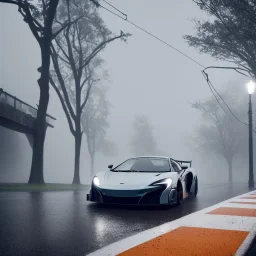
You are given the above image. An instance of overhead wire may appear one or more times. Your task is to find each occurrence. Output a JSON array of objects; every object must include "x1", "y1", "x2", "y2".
[
  {"x1": 91, "y1": 0, "x2": 256, "y2": 133},
  {"x1": 91, "y1": 0, "x2": 205, "y2": 69},
  {"x1": 102, "y1": 0, "x2": 127, "y2": 19},
  {"x1": 201, "y1": 71, "x2": 232, "y2": 119},
  {"x1": 202, "y1": 71, "x2": 256, "y2": 133}
]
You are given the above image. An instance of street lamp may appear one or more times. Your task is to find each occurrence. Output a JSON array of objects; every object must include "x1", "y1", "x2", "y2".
[{"x1": 247, "y1": 80, "x2": 255, "y2": 188}]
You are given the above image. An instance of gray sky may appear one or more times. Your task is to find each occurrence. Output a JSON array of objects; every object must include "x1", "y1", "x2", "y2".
[{"x1": 0, "y1": 0, "x2": 249, "y2": 184}]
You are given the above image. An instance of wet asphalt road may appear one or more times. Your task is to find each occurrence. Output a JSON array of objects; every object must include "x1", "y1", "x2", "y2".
[{"x1": 0, "y1": 183, "x2": 251, "y2": 256}]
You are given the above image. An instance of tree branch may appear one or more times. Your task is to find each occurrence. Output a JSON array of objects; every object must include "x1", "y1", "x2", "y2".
[
  {"x1": 52, "y1": 15, "x2": 85, "y2": 39},
  {"x1": 15, "y1": 1, "x2": 42, "y2": 44},
  {"x1": 71, "y1": 26, "x2": 80, "y2": 55},
  {"x1": 80, "y1": 75, "x2": 90, "y2": 91},
  {"x1": 82, "y1": 33, "x2": 127, "y2": 69},
  {"x1": 204, "y1": 66, "x2": 251, "y2": 78},
  {"x1": 210, "y1": 2, "x2": 256, "y2": 64},
  {"x1": 55, "y1": 50, "x2": 71, "y2": 66},
  {"x1": 54, "y1": 37, "x2": 70, "y2": 62},
  {"x1": 65, "y1": 21, "x2": 78, "y2": 81},
  {"x1": 80, "y1": 79, "x2": 93, "y2": 111},
  {"x1": 0, "y1": 0, "x2": 20, "y2": 5},
  {"x1": 51, "y1": 45, "x2": 77, "y2": 121},
  {"x1": 44, "y1": 0, "x2": 59, "y2": 40},
  {"x1": 41, "y1": 0, "x2": 46, "y2": 24},
  {"x1": 49, "y1": 76, "x2": 75, "y2": 135}
]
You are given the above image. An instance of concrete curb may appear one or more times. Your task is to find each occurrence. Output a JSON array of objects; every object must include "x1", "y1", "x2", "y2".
[
  {"x1": 86, "y1": 190, "x2": 256, "y2": 256},
  {"x1": 235, "y1": 224, "x2": 256, "y2": 256}
]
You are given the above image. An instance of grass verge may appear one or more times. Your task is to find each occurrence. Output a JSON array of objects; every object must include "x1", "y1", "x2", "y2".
[{"x1": 0, "y1": 183, "x2": 89, "y2": 191}]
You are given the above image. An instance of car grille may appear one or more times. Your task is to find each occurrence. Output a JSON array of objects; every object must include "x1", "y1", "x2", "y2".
[{"x1": 102, "y1": 195, "x2": 141, "y2": 205}]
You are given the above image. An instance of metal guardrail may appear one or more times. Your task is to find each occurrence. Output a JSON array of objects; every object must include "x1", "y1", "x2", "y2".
[{"x1": 0, "y1": 88, "x2": 56, "y2": 127}]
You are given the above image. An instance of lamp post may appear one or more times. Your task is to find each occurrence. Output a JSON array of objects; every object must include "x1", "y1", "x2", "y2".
[{"x1": 247, "y1": 80, "x2": 255, "y2": 188}]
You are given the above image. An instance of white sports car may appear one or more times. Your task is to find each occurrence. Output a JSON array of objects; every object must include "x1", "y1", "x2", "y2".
[{"x1": 87, "y1": 156, "x2": 198, "y2": 206}]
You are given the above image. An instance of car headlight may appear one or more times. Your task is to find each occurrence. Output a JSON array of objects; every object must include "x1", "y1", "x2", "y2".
[
  {"x1": 93, "y1": 176, "x2": 100, "y2": 187},
  {"x1": 150, "y1": 178, "x2": 172, "y2": 188}
]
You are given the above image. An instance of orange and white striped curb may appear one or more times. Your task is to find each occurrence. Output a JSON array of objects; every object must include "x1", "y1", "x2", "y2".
[{"x1": 86, "y1": 190, "x2": 256, "y2": 256}]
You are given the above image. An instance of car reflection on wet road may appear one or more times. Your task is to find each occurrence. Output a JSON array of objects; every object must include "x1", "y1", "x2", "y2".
[{"x1": 0, "y1": 183, "x2": 250, "y2": 256}]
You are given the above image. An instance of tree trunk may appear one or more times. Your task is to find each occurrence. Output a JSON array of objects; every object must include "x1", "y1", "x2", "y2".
[
  {"x1": 28, "y1": 42, "x2": 50, "y2": 184},
  {"x1": 72, "y1": 133, "x2": 82, "y2": 184},
  {"x1": 90, "y1": 153, "x2": 95, "y2": 177},
  {"x1": 72, "y1": 68, "x2": 82, "y2": 184},
  {"x1": 228, "y1": 159, "x2": 233, "y2": 183}
]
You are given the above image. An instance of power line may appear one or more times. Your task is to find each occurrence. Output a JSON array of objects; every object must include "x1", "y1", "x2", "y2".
[
  {"x1": 102, "y1": 0, "x2": 127, "y2": 19},
  {"x1": 98, "y1": 4, "x2": 126, "y2": 21},
  {"x1": 92, "y1": 0, "x2": 205, "y2": 69},
  {"x1": 202, "y1": 69, "x2": 256, "y2": 133},
  {"x1": 202, "y1": 71, "x2": 232, "y2": 119},
  {"x1": 91, "y1": 0, "x2": 256, "y2": 133},
  {"x1": 126, "y1": 19, "x2": 205, "y2": 69},
  {"x1": 202, "y1": 71, "x2": 256, "y2": 133}
]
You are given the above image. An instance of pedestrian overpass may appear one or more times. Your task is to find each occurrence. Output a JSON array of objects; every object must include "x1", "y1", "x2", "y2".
[{"x1": 0, "y1": 88, "x2": 56, "y2": 147}]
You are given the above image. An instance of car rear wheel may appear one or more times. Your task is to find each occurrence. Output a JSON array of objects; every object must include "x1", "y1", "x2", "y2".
[{"x1": 194, "y1": 177, "x2": 198, "y2": 197}]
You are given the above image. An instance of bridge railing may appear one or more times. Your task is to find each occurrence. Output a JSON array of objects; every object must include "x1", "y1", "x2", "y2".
[{"x1": 0, "y1": 88, "x2": 56, "y2": 127}]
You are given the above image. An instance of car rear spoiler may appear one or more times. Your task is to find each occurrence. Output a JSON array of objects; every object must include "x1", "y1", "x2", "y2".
[{"x1": 174, "y1": 159, "x2": 192, "y2": 168}]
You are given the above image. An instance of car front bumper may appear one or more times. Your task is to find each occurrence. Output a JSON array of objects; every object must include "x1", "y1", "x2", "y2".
[{"x1": 87, "y1": 185, "x2": 177, "y2": 205}]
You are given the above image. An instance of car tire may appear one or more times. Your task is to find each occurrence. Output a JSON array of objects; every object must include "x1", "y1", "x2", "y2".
[
  {"x1": 194, "y1": 177, "x2": 198, "y2": 197},
  {"x1": 176, "y1": 183, "x2": 183, "y2": 205}
]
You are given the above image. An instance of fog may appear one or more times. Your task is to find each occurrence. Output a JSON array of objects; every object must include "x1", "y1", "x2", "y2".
[{"x1": 0, "y1": 0, "x2": 252, "y2": 184}]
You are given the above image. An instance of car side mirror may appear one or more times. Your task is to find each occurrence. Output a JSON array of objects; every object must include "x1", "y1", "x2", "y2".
[
  {"x1": 181, "y1": 166, "x2": 188, "y2": 170},
  {"x1": 108, "y1": 164, "x2": 113, "y2": 169}
]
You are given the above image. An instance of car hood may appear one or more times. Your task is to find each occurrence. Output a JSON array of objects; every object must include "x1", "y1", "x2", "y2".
[{"x1": 94, "y1": 171, "x2": 178, "y2": 190}]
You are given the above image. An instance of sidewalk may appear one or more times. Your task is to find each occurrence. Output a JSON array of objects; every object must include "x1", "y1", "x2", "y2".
[{"x1": 86, "y1": 190, "x2": 256, "y2": 256}]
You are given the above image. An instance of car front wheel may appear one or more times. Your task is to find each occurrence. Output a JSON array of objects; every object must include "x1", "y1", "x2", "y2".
[{"x1": 176, "y1": 183, "x2": 183, "y2": 205}]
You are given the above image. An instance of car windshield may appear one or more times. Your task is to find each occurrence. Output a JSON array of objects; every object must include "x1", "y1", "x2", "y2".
[{"x1": 112, "y1": 157, "x2": 171, "y2": 172}]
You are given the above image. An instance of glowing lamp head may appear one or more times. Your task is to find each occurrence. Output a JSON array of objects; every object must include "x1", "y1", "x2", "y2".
[{"x1": 247, "y1": 80, "x2": 255, "y2": 95}]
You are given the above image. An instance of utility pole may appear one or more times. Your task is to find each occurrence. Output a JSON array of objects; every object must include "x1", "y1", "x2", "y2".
[{"x1": 247, "y1": 81, "x2": 255, "y2": 189}]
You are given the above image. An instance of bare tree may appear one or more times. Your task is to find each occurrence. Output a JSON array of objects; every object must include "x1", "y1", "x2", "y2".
[
  {"x1": 0, "y1": 0, "x2": 79, "y2": 183},
  {"x1": 82, "y1": 86, "x2": 116, "y2": 176},
  {"x1": 131, "y1": 115, "x2": 158, "y2": 156},
  {"x1": 50, "y1": 0, "x2": 130, "y2": 184},
  {"x1": 192, "y1": 90, "x2": 246, "y2": 182}
]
